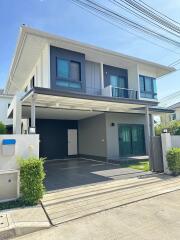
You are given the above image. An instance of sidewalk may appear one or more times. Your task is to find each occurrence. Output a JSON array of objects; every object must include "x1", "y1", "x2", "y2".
[{"x1": 0, "y1": 204, "x2": 50, "y2": 240}]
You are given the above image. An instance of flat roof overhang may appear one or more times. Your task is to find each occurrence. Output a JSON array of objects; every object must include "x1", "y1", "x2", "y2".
[
  {"x1": 8, "y1": 87, "x2": 173, "y2": 120},
  {"x1": 18, "y1": 87, "x2": 161, "y2": 119}
]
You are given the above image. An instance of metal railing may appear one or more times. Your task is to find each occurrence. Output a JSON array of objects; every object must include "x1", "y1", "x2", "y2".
[
  {"x1": 111, "y1": 87, "x2": 138, "y2": 99},
  {"x1": 59, "y1": 85, "x2": 138, "y2": 100}
]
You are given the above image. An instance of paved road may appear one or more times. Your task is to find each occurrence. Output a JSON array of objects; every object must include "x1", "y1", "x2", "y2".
[{"x1": 15, "y1": 189, "x2": 180, "y2": 240}]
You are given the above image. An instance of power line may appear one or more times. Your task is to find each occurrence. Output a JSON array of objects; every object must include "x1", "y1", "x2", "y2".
[
  {"x1": 71, "y1": 0, "x2": 180, "y2": 47},
  {"x1": 169, "y1": 58, "x2": 180, "y2": 67},
  {"x1": 137, "y1": 0, "x2": 180, "y2": 27},
  {"x1": 119, "y1": 0, "x2": 180, "y2": 33},
  {"x1": 72, "y1": 0, "x2": 180, "y2": 55},
  {"x1": 109, "y1": 0, "x2": 180, "y2": 38}
]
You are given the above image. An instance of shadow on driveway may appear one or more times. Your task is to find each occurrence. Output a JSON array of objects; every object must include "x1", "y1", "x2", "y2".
[{"x1": 44, "y1": 158, "x2": 152, "y2": 192}]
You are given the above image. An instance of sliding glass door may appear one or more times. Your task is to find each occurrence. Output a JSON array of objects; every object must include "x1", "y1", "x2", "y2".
[
  {"x1": 118, "y1": 124, "x2": 145, "y2": 157},
  {"x1": 110, "y1": 75, "x2": 126, "y2": 97}
]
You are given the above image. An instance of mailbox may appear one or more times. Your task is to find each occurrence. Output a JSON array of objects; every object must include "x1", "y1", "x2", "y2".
[{"x1": 2, "y1": 139, "x2": 16, "y2": 156}]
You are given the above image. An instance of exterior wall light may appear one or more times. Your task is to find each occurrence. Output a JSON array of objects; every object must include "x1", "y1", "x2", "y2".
[{"x1": 162, "y1": 128, "x2": 168, "y2": 133}]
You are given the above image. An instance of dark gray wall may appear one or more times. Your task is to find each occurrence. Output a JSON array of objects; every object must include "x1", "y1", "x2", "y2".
[
  {"x1": 36, "y1": 119, "x2": 78, "y2": 159},
  {"x1": 78, "y1": 114, "x2": 107, "y2": 158},
  {"x1": 150, "y1": 136, "x2": 164, "y2": 172},
  {"x1": 50, "y1": 46, "x2": 86, "y2": 92}
]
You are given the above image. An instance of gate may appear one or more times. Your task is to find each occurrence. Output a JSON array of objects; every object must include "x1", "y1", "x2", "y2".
[{"x1": 150, "y1": 136, "x2": 164, "y2": 172}]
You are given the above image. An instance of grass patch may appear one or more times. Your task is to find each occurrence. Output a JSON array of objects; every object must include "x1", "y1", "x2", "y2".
[
  {"x1": 128, "y1": 161, "x2": 149, "y2": 171},
  {"x1": 119, "y1": 160, "x2": 150, "y2": 172},
  {"x1": 0, "y1": 199, "x2": 31, "y2": 211}
]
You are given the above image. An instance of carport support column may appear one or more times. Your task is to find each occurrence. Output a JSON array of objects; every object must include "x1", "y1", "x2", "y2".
[
  {"x1": 31, "y1": 95, "x2": 36, "y2": 129},
  {"x1": 13, "y1": 94, "x2": 22, "y2": 134},
  {"x1": 145, "y1": 106, "x2": 150, "y2": 157}
]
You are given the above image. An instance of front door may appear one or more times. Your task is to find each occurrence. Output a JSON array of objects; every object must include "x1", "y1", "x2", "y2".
[
  {"x1": 118, "y1": 124, "x2": 145, "y2": 157},
  {"x1": 68, "y1": 129, "x2": 78, "y2": 155}
]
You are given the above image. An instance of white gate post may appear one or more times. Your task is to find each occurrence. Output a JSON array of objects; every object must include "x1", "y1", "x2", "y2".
[
  {"x1": 161, "y1": 133, "x2": 172, "y2": 174},
  {"x1": 145, "y1": 106, "x2": 150, "y2": 156}
]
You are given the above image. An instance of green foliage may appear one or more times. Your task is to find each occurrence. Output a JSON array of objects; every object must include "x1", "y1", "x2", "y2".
[
  {"x1": 20, "y1": 157, "x2": 46, "y2": 205},
  {"x1": 0, "y1": 199, "x2": 28, "y2": 211},
  {"x1": 168, "y1": 121, "x2": 180, "y2": 135},
  {"x1": 167, "y1": 148, "x2": 180, "y2": 175},
  {"x1": 155, "y1": 120, "x2": 180, "y2": 136},
  {"x1": 0, "y1": 121, "x2": 7, "y2": 134},
  {"x1": 155, "y1": 123, "x2": 165, "y2": 136}
]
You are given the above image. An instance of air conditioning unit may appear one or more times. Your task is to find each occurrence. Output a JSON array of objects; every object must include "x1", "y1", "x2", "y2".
[{"x1": 0, "y1": 170, "x2": 19, "y2": 202}]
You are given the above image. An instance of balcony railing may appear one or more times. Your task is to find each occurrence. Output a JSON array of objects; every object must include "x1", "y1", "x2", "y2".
[
  {"x1": 101, "y1": 85, "x2": 138, "y2": 100},
  {"x1": 112, "y1": 87, "x2": 138, "y2": 99}
]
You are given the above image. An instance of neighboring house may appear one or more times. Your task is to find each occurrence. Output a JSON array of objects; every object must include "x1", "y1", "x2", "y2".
[
  {"x1": 159, "y1": 91, "x2": 180, "y2": 125},
  {"x1": 0, "y1": 90, "x2": 13, "y2": 132},
  {"x1": 4, "y1": 26, "x2": 175, "y2": 160}
]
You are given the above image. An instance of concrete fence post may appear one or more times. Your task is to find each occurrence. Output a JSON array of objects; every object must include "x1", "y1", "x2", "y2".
[{"x1": 161, "y1": 133, "x2": 172, "y2": 174}]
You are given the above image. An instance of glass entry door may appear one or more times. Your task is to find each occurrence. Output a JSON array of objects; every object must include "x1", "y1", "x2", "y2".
[{"x1": 118, "y1": 124, "x2": 145, "y2": 156}]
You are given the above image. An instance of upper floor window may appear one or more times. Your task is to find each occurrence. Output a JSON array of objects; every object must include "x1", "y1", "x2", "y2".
[
  {"x1": 56, "y1": 58, "x2": 81, "y2": 89},
  {"x1": 171, "y1": 113, "x2": 176, "y2": 121},
  {"x1": 139, "y1": 75, "x2": 157, "y2": 99}
]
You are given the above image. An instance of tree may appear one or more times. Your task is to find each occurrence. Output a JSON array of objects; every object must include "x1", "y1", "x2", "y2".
[{"x1": 155, "y1": 120, "x2": 180, "y2": 136}]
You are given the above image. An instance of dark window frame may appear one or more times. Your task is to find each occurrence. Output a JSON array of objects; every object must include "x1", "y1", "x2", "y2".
[
  {"x1": 50, "y1": 46, "x2": 86, "y2": 92},
  {"x1": 56, "y1": 57, "x2": 81, "y2": 84},
  {"x1": 139, "y1": 75, "x2": 157, "y2": 99}
]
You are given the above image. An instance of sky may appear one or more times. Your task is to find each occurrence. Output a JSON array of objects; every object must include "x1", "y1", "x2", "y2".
[{"x1": 0, "y1": 0, "x2": 180, "y2": 99}]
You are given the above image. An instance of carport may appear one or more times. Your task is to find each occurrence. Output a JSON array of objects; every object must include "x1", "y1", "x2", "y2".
[{"x1": 44, "y1": 158, "x2": 150, "y2": 191}]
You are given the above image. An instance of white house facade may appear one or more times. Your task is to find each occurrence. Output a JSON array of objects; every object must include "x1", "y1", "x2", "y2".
[{"x1": 4, "y1": 26, "x2": 175, "y2": 161}]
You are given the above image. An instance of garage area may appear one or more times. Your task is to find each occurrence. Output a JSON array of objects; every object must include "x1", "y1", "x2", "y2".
[{"x1": 44, "y1": 158, "x2": 150, "y2": 191}]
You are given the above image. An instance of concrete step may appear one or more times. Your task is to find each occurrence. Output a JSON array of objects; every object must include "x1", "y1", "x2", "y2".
[
  {"x1": 46, "y1": 177, "x2": 180, "y2": 213},
  {"x1": 42, "y1": 175, "x2": 180, "y2": 225},
  {"x1": 43, "y1": 173, "x2": 165, "y2": 203}
]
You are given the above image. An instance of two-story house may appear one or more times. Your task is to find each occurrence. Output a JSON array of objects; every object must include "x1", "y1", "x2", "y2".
[{"x1": 5, "y1": 26, "x2": 175, "y2": 161}]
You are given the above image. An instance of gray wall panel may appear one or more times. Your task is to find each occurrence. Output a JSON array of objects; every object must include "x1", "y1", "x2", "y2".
[
  {"x1": 78, "y1": 114, "x2": 107, "y2": 157},
  {"x1": 85, "y1": 61, "x2": 101, "y2": 95}
]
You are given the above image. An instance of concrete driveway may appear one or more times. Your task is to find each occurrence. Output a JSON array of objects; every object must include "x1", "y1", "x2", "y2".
[{"x1": 44, "y1": 158, "x2": 150, "y2": 191}]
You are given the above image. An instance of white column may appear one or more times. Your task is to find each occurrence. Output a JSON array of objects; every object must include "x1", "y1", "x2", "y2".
[
  {"x1": 13, "y1": 95, "x2": 22, "y2": 134},
  {"x1": 100, "y1": 62, "x2": 104, "y2": 90},
  {"x1": 31, "y1": 95, "x2": 36, "y2": 128},
  {"x1": 145, "y1": 106, "x2": 150, "y2": 156},
  {"x1": 161, "y1": 133, "x2": 172, "y2": 174}
]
